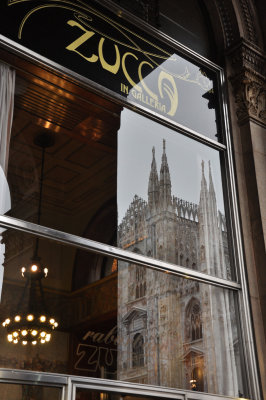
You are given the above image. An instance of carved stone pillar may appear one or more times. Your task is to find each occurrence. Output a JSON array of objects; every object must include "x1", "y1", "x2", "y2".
[
  {"x1": 226, "y1": 38, "x2": 266, "y2": 399},
  {"x1": 228, "y1": 40, "x2": 266, "y2": 124}
]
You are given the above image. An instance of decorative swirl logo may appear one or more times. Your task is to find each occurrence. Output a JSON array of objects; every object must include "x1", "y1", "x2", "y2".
[{"x1": 158, "y1": 71, "x2": 178, "y2": 117}]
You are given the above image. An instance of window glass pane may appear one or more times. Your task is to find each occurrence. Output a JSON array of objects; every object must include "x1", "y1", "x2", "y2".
[
  {"x1": 3, "y1": 75, "x2": 118, "y2": 246},
  {"x1": 3, "y1": 81, "x2": 231, "y2": 280},
  {"x1": 118, "y1": 110, "x2": 234, "y2": 281},
  {"x1": 0, "y1": 383, "x2": 61, "y2": 400},
  {"x1": 0, "y1": 228, "x2": 246, "y2": 397},
  {"x1": 0, "y1": 229, "x2": 117, "y2": 374},
  {"x1": 117, "y1": 261, "x2": 245, "y2": 396}
]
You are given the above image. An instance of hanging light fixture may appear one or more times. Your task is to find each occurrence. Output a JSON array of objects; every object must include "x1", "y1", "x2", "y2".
[
  {"x1": 190, "y1": 378, "x2": 197, "y2": 390},
  {"x1": 2, "y1": 131, "x2": 58, "y2": 345}
]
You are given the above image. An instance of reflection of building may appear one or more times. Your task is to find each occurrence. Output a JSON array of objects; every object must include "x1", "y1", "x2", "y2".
[{"x1": 117, "y1": 140, "x2": 240, "y2": 395}]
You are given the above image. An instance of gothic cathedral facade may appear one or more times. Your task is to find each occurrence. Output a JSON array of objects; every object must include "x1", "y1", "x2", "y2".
[{"x1": 117, "y1": 140, "x2": 242, "y2": 396}]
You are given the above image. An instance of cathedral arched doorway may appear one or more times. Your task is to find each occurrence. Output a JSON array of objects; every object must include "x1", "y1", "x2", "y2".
[
  {"x1": 184, "y1": 351, "x2": 205, "y2": 392},
  {"x1": 191, "y1": 366, "x2": 204, "y2": 391}
]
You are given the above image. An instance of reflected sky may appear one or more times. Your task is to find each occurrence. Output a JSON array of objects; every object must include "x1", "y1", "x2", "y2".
[{"x1": 118, "y1": 109, "x2": 224, "y2": 222}]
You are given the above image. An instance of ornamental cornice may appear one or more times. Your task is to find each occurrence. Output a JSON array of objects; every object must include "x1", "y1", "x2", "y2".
[
  {"x1": 227, "y1": 40, "x2": 266, "y2": 125},
  {"x1": 215, "y1": 0, "x2": 236, "y2": 48},
  {"x1": 227, "y1": 39, "x2": 265, "y2": 78},
  {"x1": 238, "y1": 0, "x2": 258, "y2": 45}
]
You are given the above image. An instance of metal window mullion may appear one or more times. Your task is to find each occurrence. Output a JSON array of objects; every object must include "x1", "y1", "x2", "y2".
[
  {"x1": 0, "y1": 215, "x2": 240, "y2": 291},
  {"x1": 69, "y1": 375, "x2": 243, "y2": 400},
  {"x1": 0, "y1": 368, "x2": 67, "y2": 386},
  {"x1": 0, "y1": 368, "x2": 249, "y2": 400},
  {"x1": 124, "y1": 101, "x2": 227, "y2": 151}
]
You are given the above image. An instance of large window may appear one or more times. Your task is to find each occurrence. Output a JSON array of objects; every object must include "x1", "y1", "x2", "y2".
[
  {"x1": 0, "y1": 1, "x2": 259, "y2": 400},
  {"x1": 0, "y1": 78, "x2": 247, "y2": 398}
]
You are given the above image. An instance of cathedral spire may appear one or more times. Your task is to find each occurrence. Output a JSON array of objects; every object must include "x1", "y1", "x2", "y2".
[
  {"x1": 200, "y1": 160, "x2": 208, "y2": 198},
  {"x1": 159, "y1": 139, "x2": 172, "y2": 210},
  {"x1": 198, "y1": 160, "x2": 210, "y2": 274},
  {"x1": 208, "y1": 160, "x2": 218, "y2": 225},
  {"x1": 208, "y1": 161, "x2": 217, "y2": 204},
  {"x1": 199, "y1": 160, "x2": 209, "y2": 227},
  {"x1": 148, "y1": 146, "x2": 159, "y2": 210},
  {"x1": 199, "y1": 160, "x2": 209, "y2": 222}
]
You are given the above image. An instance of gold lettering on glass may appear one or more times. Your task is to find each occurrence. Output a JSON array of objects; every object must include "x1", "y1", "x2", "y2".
[
  {"x1": 122, "y1": 52, "x2": 142, "y2": 92},
  {"x1": 98, "y1": 37, "x2": 120, "y2": 74},
  {"x1": 65, "y1": 19, "x2": 179, "y2": 118},
  {"x1": 158, "y1": 71, "x2": 178, "y2": 116},
  {"x1": 138, "y1": 61, "x2": 158, "y2": 101},
  {"x1": 66, "y1": 20, "x2": 98, "y2": 63}
]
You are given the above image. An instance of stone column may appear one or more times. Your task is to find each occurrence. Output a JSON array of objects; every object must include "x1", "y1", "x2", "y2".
[{"x1": 226, "y1": 38, "x2": 266, "y2": 399}]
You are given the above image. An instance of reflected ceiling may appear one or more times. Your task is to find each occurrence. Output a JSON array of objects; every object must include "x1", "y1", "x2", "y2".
[{"x1": 8, "y1": 62, "x2": 122, "y2": 236}]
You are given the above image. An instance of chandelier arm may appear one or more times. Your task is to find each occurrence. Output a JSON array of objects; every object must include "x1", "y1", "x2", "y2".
[
  {"x1": 33, "y1": 145, "x2": 46, "y2": 259},
  {"x1": 38, "y1": 278, "x2": 49, "y2": 315},
  {"x1": 15, "y1": 277, "x2": 30, "y2": 315},
  {"x1": 29, "y1": 278, "x2": 38, "y2": 314}
]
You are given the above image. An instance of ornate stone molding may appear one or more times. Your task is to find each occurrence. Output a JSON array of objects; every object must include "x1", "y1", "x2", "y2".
[
  {"x1": 228, "y1": 39, "x2": 265, "y2": 77},
  {"x1": 214, "y1": 0, "x2": 259, "y2": 48},
  {"x1": 215, "y1": 0, "x2": 235, "y2": 48},
  {"x1": 227, "y1": 40, "x2": 266, "y2": 124},
  {"x1": 239, "y1": 0, "x2": 258, "y2": 45},
  {"x1": 230, "y1": 72, "x2": 266, "y2": 123}
]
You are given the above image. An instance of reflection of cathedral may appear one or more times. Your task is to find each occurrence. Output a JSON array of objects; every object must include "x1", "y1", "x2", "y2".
[{"x1": 117, "y1": 140, "x2": 242, "y2": 396}]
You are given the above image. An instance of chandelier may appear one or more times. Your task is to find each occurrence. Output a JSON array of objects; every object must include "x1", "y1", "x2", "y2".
[{"x1": 2, "y1": 132, "x2": 58, "y2": 345}]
